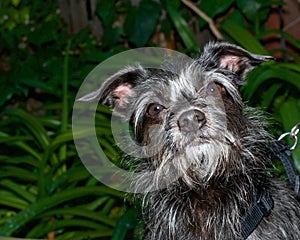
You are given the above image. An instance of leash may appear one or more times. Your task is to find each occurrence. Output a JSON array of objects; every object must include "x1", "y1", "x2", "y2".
[
  {"x1": 275, "y1": 122, "x2": 300, "y2": 196},
  {"x1": 241, "y1": 122, "x2": 300, "y2": 239}
]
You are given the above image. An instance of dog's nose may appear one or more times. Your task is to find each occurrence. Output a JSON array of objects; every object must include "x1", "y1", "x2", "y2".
[{"x1": 177, "y1": 109, "x2": 206, "y2": 133}]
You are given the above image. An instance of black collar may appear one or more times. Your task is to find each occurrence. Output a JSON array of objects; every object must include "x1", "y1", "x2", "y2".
[{"x1": 241, "y1": 189, "x2": 274, "y2": 239}]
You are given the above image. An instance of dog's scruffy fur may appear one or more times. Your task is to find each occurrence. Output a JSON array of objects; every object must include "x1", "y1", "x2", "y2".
[{"x1": 79, "y1": 42, "x2": 300, "y2": 239}]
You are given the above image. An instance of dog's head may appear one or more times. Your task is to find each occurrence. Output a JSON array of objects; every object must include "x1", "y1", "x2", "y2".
[{"x1": 78, "y1": 42, "x2": 273, "y2": 190}]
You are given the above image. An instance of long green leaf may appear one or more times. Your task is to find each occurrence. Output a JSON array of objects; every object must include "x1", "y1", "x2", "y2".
[
  {"x1": 124, "y1": 0, "x2": 161, "y2": 47},
  {"x1": 275, "y1": 63, "x2": 300, "y2": 72},
  {"x1": 260, "y1": 83, "x2": 282, "y2": 109},
  {"x1": 0, "y1": 132, "x2": 41, "y2": 161},
  {"x1": 39, "y1": 207, "x2": 117, "y2": 226},
  {"x1": 55, "y1": 230, "x2": 114, "y2": 240},
  {"x1": 0, "y1": 191, "x2": 29, "y2": 210},
  {"x1": 111, "y1": 208, "x2": 140, "y2": 240},
  {"x1": 37, "y1": 129, "x2": 77, "y2": 197},
  {"x1": 166, "y1": 3, "x2": 199, "y2": 52},
  {"x1": 49, "y1": 167, "x2": 90, "y2": 192},
  {"x1": 85, "y1": 196, "x2": 111, "y2": 210},
  {"x1": 27, "y1": 219, "x2": 111, "y2": 238},
  {"x1": 221, "y1": 20, "x2": 268, "y2": 54},
  {"x1": 0, "y1": 186, "x2": 123, "y2": 235},
  {"x1": 2, "y1": 108, "x2": 50, "y2": 150},
  {"x1": 0, "y1": 155, "x2": 39, "y2": 167},
  {"x1": 0, "y1": 179, "x2": 36, "y2": 203},
  {"x1": 41, "y1": 129, "x2": 88, "y2": 163},
  {"x1": 244, "y1": 65, "x2": 300, "y2": 100},
  {"x1": 0, "y1": 135, "x2": 32, "y2": 144},
  {"x1": 0, "y1": 166, "x2": 37, "y2": 182}
]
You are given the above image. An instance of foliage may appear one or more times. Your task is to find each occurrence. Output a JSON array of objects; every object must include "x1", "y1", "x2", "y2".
[
  {"x1": 0, "y1": 0, "x2": 299, "y2": 239},
  {"x1": 0, "y1": 33, "x2": 126, "y2": 239}
]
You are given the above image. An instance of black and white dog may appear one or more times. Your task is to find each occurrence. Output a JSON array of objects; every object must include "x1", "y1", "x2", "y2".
[{"x1": 78, "y1": 42, "x2": 300, "y2": 239}]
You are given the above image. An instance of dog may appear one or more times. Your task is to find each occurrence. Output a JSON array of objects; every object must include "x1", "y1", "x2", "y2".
[{"x1": 78, "y1": 42, "x2": 300, "y2": 239}]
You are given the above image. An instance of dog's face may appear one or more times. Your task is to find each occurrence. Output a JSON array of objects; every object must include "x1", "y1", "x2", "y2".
[{"x1": 78, "y1": 42, "x2": 273, "y2": 190}]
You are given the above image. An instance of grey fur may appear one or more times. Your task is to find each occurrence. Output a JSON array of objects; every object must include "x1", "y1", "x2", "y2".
[{"x1": 79, "y1": 42, "x2": 300, "y2": 239}]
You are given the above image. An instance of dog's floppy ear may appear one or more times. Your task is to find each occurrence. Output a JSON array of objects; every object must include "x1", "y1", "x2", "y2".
[
  {"x1": 77, "y1": 66, "x2": 147, "y2": 111},
  {"x1": 201, "y1": 42, "x2": 274, "y2": 83}
]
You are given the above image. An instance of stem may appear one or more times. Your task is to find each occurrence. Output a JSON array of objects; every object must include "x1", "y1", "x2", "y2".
[
  {"x1": 59, "y1": 40, "x2": 72, "y2": 162},
  {"x1": 181, "y1": 0, "x2": 224, "y2": 40}
]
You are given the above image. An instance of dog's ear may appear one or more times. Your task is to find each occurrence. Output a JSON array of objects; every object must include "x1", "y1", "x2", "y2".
[
  {"x1": 201, "y1": 42, "x2": 274, "y2": 83},
  {"x1": 77, "y1": 66, "x2": 147, "y2": 112}
]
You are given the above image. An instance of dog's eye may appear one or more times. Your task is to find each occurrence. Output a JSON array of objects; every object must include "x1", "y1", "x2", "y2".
[
  {"x1": 207, "y1": 82, "x2": 223, "y2": 95},
  {"x1": 147, "y1": 103, "x2": 165, "y2": 116}
]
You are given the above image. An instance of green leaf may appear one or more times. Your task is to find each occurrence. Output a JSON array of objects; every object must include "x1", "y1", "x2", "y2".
[
  {"x1": 281, "y1": 32, "x2": 300, "y2": 50},
  {"x1": 2, "y1": 108, "x2": 50, "y2": 150},
  {"x1": 97, "y1": 0, "x2": 115, "y2": 26},
  {"x1": 55, "y1": 229, "x2": 114, "y2": 240},
  {"x1": 50, "y1": 130, "x2": 74, "y2": 149},
  {"x1": 260, "y1": 83, "x2": 282, "y2": 109},
  {"x1": 124, "y1": 0, "x2": 161, "y2": 47},
  {"x1": 27, "y1": 219, "x2": 111, "y2": 238},
  {"x1": 237, "y1": 0, "x2": 262, "y2": 21},
  {"x1": 102, "y1": 27, "x2": 122, "y2": 48},
  {"x1": 85, "y1": 196, "x2": 111, "y2": 210},
  {"x1": 0, "y1": 191, "x2": 29, "y2": 210},
  {"x1": 14, "y1": 54, "x2": 59, "y2": 97},
  {"x1": 199, "y1": 0, "x2": 234, "y2": 17},
  {"x1": 27, "y1": 21, "x2": 58, "y2": 46},
  {"x1": 49, "y1": 167, "x2": 90, "y2": 192},
  {"x1": 12, "y1": 0, "x2": 21, "y2": 7},
  {"x1": 198, "y1": 0, "x2": 234, "y2": 27},
  {"x1": 0, "y1": 186, "x2": 123, "y2": 236},
  {"x1": 0, "y1": 166, "x2": 37, "y2": 182},
  {"x1": 244, "y1": 65, "x2": 300, "y2": 100},
  {"x1": 221, "y1": 20, "x2": 268, "y2": 54},
  {"x1": 0, "y1": 135, "x2": 32, "y2": 144},
  {"x1": 0, "y1": 131, "x2": 41, "y2": 160},
  {"x1": 0, "y1": 155, "x2": 39, "y2": 167},
  {"x1": 0, "y1": 179, "x2": 36, "y2": 203},
  {"x1": 111, "y1": 208, "x2": 141, "y2": 240},
  {"x1": 166, "y1": 3, "x2": 199, "y2": 52},
  {"x1": 39, "y1": 207, "x2": 117, "y2": 227},
  {"x1": 237, "y1": 0, "x2": 282, "y2": 24},
  {"x1": 276, "y1": 63, "x2": 300, "y2": 72}
]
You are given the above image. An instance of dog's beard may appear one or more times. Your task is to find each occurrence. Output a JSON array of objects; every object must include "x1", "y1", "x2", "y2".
[
  {"x1": 178, "y1": 142, "x2": 230, "y2": 186},
  {"x1": 131, "y1": 132, "x2": 239, "y2": 193}
]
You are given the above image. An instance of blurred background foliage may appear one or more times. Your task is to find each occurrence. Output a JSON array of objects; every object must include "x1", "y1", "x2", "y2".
[{"x1": 0, "y1": 0, "x2": 299, "y2": 239}]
